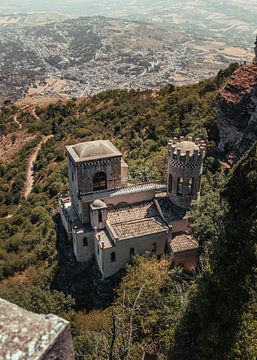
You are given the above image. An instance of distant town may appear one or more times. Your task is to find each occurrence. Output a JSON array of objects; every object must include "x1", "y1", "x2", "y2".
[{"x1": 0, "y1": 2, "x2": 256, "y2": 104}]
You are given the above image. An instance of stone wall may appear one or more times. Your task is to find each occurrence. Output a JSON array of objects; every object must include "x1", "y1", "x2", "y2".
[
  {"x1": 0, "y1": 298, "x2": 74, "y2": 360},
  {"x1": 101, "y1": 232, "x2": 168, "y2": 278},
  {"x1": 171, "y1": 248, "x2": 199, "y2": 271}
]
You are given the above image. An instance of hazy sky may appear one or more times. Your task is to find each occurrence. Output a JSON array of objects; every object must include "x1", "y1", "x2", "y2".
[{"x1": 0, "y1": 0, "x2": 114, "y2": 15}]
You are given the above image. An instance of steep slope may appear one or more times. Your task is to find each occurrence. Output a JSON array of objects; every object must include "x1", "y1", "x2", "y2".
[
  {"x1": 217, "y1": 63, "x2": 257, "y2": 157},
  {"x1": 169, "y1": 141, "x2": 257, "y2": 360}
]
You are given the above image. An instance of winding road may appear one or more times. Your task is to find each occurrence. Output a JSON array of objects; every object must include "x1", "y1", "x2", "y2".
[
  {"x1": 13, "y1": 114, "x2": 22, "y2": 129},
  {"x1": 23, "y1": 135, "x2": 53, "y2": 199}
]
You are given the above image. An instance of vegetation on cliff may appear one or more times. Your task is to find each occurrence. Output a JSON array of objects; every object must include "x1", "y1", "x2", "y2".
[{"x1": 169, "y1": 142, "x2": 257, "y2": 360}]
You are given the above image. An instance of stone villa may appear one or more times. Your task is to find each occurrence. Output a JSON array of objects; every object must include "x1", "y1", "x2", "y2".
[{"x1": 59, "y1": 136, "x2": 206, "y2": 278}]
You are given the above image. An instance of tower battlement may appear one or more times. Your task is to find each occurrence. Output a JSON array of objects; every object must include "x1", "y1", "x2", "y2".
[
  {"x1": 168, "y1": 136, "x2": 206, "y2": 165},
  {"x1": 167, "y1": 136, "x2": 206, "y2": 209}
]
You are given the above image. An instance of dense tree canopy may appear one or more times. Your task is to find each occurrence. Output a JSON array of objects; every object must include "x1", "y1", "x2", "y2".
[{"x1": 169, "y1": 142, "x2": 257, "y2": 360}]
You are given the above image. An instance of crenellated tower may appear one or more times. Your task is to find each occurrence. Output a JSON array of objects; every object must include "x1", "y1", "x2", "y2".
[{"x1": 167, "y1": 136, "x2": 206, "y2": 209}]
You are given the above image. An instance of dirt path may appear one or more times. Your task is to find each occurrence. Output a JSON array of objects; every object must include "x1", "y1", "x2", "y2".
[
  {"x1": 13, "y1": 114, "x2": 22, "y2": 129},
  {"x1": 23, "y1": 135, "x2": 53, "y2": 199},
  {"x1": 31, "y1": 108, "x2": 41, "y2": 121}
]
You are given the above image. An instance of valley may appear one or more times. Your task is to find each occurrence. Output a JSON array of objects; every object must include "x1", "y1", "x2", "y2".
[{"x1": 1, "y1": 0, "x2": 257, "y2": 104}]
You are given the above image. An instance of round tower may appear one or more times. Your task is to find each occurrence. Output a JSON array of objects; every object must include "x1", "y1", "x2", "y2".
[{"x1": 167, "y1": 136, "x2": 206, "y2": 209}]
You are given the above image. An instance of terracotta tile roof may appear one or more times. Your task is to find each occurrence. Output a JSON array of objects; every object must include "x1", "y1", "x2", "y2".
[
  {"x1": 171, "y1": 234, "x2": 198, "y2": 253},
  {"x1": 108, "y1": 201, "x2": 168, "y2": 240},
  {"x1": 112, "y1": 217, "x2": 168, "y2": 240},
  {"x1": 108, "y1": 201, "x2": 159, "y2": 224}
]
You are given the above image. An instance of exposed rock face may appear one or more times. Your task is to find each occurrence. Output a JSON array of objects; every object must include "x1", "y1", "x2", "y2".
[
  {"x1": 0, "y1": 298, "x2": 74, "y2": 360},
  {"x1": 217, "y1": 63, "x2": 257, "y2": 157}
]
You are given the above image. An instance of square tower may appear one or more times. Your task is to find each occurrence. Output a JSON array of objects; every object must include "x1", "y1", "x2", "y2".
[{"x1": 66, "y1": 140, "x2": 128, "y2": 220}]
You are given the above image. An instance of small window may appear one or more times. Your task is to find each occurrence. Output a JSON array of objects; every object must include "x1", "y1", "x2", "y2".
[
  {"x1": 188, "y1": 178, "x2": 194, "y2": 196},
  {"x1": 111, "y1": 252, "x2": 116, "y2": 262},
  {"x1": 98, "y1": 211, "x2": 103, "y2": 223},
  {"x1": 83, "y1": 237, "x2": 88, "y2": 247},
  {"x1": 93, "y1": 172, "x2": 107, "y2": 191},
  {"x1": 152, "y1": 243, "x2": 157, "y2": 254},
  {"x1": 177, "y1": 177, "x2": 183, "y2": 196},
  {"x1": 168, "y1": 174, "x2": 173, "y2": 193},
  {"x1": 71, "y1": 171, "x2": 74, "y2": 181},
  {"x1": 130, "y1": 248, "x2": 135, "y2": 258}
]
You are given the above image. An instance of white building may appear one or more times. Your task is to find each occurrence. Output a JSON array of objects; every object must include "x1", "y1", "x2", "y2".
[{"x1": 59, "y1": 137, "x2": 205, "y2": 278}]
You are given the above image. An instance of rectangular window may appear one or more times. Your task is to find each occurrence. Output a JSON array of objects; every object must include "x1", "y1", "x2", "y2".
[
  {"x1": 97, "y1": 244, "x2": 100, "y2": 255},
  {"x1": 98, "y1": 211, "x2": 103, "y2": 223},
  {"x1": 111, "y1": 252, "x2": 116, "y2": 262},
  {"x1": 83, "y1": 237, "x2": 88, "y2": 247},
  {"x1": 168, "y1": 174, "x2": 173, "y2": 193},
  {"x1": 130, "y1": 248, "x2": 135, "y2": 258},
  {"x1": 188, "y1": 178, "x2": 194, "y2": 195},
  {"x1": 152, "y1": 243, "x2": 157, "y2": 254},
  {"x1": 177, "y1": 178, "x2": 183, "y2": 196}
]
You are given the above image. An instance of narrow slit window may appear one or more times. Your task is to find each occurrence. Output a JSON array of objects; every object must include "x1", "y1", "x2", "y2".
[
  {"x1": 98, "y1": 211, "x2": 103, "y2": 223},
  {"x1": 130, "y1": 248, "x2": 135, "y2": 258},
  {"x1": 111, "y1": 252, "x2": 116, "y2": 262},
  {"x1": 152, "y1": 243, "x2": 157, "y2": 254},
  {"x1": 83, "y1": 237, "x2": 88, "y2": 247},
  {"x1": 177, "y1": 178, "x2": 183, "y2": 196},
  {"x1": 188, "y1": 178, "x2": 194, "y2": 195},
  {"x1": 168, "y1": 174, "x2": 173, "y2": 193}
]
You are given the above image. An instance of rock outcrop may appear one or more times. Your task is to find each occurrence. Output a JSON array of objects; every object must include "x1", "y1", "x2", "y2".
[
  {"x1": 217, "y1": 62, "x2": 257, "y2": 158},
  {"x1": 0, "y1": 298, "x2": 74, "y2": 360}
]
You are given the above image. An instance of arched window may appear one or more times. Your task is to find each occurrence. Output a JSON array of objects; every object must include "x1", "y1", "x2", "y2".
[
  {"x1": 111, "y1": 252, "x2": 116, "y2": 262},
  {"x1": 168, "y1": 174, "x2": 173, "y2": 193},
  {"x1": 93, "y1": 172, "x2": 107, "y2": 191},
  {"x1": 177, "y1": 177, "x2": 183, "y2": 196},
  {"x1": 188, "y1": 178, "x2": 194, "y2": 195}
]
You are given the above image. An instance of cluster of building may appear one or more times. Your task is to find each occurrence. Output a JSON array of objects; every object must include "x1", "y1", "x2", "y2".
[
  {"x1": 59, "y1": 136, "x2": 206, "y2": 278},
  {"x1": 2, "y1": 16, "x2": 253, "y2": 104}
]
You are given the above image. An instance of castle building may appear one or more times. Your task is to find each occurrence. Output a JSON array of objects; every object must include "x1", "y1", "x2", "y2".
[{"x1": 59, "y1": 137, "x2": 205, "y2": 278}]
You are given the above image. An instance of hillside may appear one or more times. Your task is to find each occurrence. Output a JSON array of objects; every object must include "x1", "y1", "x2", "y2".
[
  {"x1": 169, "y1": 141, "x2": 257, "y2": 360},
  {"x1": 0, "y1": 64, "x2": 256, "y2": 359},
  {"x1": 0, "y1": 14, "x2": 254, "y2": 104},
  {"x1": 218, "y1": 62, "x2": 257, "y2": 158}
]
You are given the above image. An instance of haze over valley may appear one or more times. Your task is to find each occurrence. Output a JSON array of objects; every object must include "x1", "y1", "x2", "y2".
[{"x1": 0, "y1": 0, "x2": 256, "y2": 103}]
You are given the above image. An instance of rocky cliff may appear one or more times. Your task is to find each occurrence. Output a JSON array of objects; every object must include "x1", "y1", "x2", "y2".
[{"x1": 217, "y1": 62, "x2": 257, "y2": 158}]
